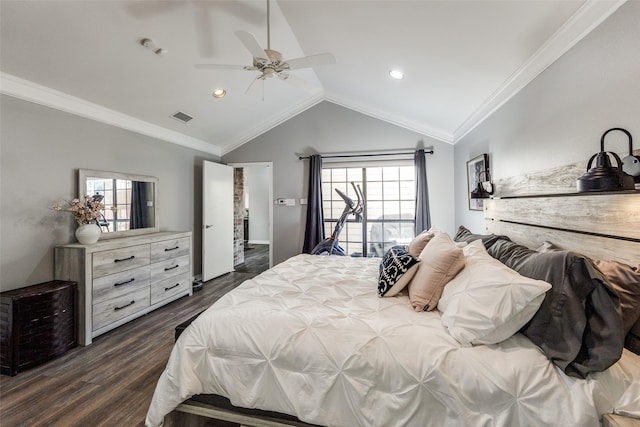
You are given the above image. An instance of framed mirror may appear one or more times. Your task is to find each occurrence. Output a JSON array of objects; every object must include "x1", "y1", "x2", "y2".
[{"x1": 78, "y1": 169, "x2": 159, "y2": 239}]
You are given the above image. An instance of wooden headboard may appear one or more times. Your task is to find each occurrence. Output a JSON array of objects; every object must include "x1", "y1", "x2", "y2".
[
  {"x1": 484, "y1": 151, "x2": 640, "y2": 266},
  {"x1": 485, "y1": 192, "x2": 639, "y2": 265}
]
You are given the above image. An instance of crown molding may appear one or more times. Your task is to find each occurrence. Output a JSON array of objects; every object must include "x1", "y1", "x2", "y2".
[
  {"x1": 0, "y1": 72, "x2": 222, "y2": 156},
  {"x1": 324, "y1": 92, "x2": 454, "y2": 144},
  {"x1": 220, "y1": 92, "x2": 326, "y2": 155},
  {"x1": 1, "y1": 0, "x2": 623, "y2": 154},
  {"x1": 453, "y1": 0, "x2": 627, "y2": 143}
]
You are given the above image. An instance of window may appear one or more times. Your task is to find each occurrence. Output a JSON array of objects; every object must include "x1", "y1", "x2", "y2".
[
  {"x1": 86, "y1": 178, "x2": 132, "y2": 232},
  {"x1": 322, "y1": 164, "x2": 416, "y2": 257}
]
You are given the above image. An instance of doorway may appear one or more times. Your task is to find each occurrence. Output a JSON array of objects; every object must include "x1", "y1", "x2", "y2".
[{"x1": 229, "y1": 162, "x2": 273, "y2": 273}]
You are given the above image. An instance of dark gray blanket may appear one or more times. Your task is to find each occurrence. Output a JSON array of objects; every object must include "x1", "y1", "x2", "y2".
[{"x1": 487, "y1": 239, "x2": 624, "y2": 378}]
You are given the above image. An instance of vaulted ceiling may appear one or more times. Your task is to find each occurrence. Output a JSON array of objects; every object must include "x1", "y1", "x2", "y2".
[{"x1": 0, "y1": 1, "x2": 625, "y2": 156}]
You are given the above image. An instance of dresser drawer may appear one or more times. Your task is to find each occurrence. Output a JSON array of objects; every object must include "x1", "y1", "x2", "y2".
[
  {"x1": 93, "y1": 244, "x2": 151, "y2": 278},
  {"x1": 150, "y1": 255, "x2": 190, "y2": 282},
  {"x1": 151, "y1": 237, "x2": 190, "y2": 263},
  {"x1": 92, "y1": 288, "x2": 150, "y2": 331},
  {"x1": 151, "y1": 274, "x2": 190, "y2": 305},
  {"x1": 92, "y1": 265, "x2": 150, "y2": 305},
  {"x1": 56, "y1": 231, "x2": 192, "y2": 345}
]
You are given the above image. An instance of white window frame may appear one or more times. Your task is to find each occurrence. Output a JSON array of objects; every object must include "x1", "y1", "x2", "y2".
[{"x1": 322, "y1": 160, "x2": 416, "y2": 257}]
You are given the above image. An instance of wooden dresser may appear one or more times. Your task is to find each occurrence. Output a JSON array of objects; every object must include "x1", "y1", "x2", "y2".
[{"x1": 55, "y1": 231, "x2": 192, "y2": 345}]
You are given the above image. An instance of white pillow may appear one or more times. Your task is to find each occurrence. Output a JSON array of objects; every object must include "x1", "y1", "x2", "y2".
[{"x1": 437, "y1": 240, "x2": 551, "y2": 346}]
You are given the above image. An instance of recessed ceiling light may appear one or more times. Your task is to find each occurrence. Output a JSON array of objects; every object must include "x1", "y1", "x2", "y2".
[
  {"x1": 389, "y1": 70, "x2": 404, "y2": 80},
  {"x1": 212, "y1": 89, "x2": 226, "y2": 98}
]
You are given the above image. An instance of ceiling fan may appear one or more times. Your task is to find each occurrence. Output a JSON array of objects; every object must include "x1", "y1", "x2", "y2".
[{"x1": 195, "y1": 0, "x2": 335, "y2": 93}]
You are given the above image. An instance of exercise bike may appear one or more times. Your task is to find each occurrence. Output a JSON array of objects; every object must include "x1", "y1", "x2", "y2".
[{"x1": 312, "y1": 181, "x2": 365, "y2": 255}]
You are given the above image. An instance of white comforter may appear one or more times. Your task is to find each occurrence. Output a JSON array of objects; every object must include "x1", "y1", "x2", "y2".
[{"x1": 146, "y1": 254, "x2": 640, "y2": 427}]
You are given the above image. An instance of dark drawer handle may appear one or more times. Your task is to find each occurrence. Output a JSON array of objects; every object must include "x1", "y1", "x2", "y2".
[
  {"x1": 114, "y1": 300, "x2": 135, "y2": 311},
  {"x1": 164, "y1": 265, "x2": 179, "y2": 271},
  {"x1": 114, "y1": 278, "x2": 135, "y2": 287},
  {"x1": 164, "y1": 246, "x2": 179, "y2": 252},
  {"x1": 114, "y1": 256, "x2": 135, "y2": 263},
  {"x1": 164, "y1": 283, "x2": 180, "y2": 291}
]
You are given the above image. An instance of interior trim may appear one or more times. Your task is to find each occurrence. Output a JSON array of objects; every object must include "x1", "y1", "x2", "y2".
[
  {"x1": 0, "y1": 72, "x2": 221, "y2": 156},
  {"x1": 220, "y1": 94, "x2": 325, "y2": 155},
  {"x1": 323, "y1": 94, "x2": 454, "y2": 144},
  {"x1": 453, "y1": 0, "x2": 628, "y2": 142},
  {"x1": 1, "y1": 2, "x2": 625, "y2": 154}
]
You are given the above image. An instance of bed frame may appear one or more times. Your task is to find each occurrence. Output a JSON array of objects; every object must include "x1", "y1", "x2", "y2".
[
  {"x1": 485, "y1": 191, "x2": 639, "y2": 266},
  {"x1": 485, "y1": 180, "x2": 639, "y2": 427},
  {"x1": 164, "y1": 153, "x2": 640, "y2": 427},
  {"x1": 483, "y1": 148, "x2": 640, "y2": 265}
]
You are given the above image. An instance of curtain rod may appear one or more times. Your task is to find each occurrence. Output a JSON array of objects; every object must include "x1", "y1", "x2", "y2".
[{"x1": 298, "y1": 149, "x2": 434, "y2": 160}]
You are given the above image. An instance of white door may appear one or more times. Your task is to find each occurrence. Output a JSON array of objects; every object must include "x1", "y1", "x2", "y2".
[{"x1": 202, "y1": 161, "x2": 234, "y2": 281}]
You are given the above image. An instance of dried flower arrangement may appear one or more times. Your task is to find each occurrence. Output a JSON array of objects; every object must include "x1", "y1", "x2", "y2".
[{"x1": 51, "y1": 195, "x2": 105, "y2": 225}]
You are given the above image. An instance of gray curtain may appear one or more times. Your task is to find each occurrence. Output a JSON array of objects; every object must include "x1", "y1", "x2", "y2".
[
  {"x1": 130, "y1": 181, "x2": 151, "y2": 229},
  {"x1": 302, "y1": 155, "x2": 325, "y2": 253},
  {"x1": 414, "y1": 149, "x2": 431, "y2": 235}
]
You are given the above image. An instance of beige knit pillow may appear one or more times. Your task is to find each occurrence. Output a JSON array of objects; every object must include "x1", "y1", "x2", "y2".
[
  {"x1": 408, "y1": 232, "x2": 465, "y2": 312},
  {"x1": 407, "y1": 231, "x2": 435, "y2": 257}
]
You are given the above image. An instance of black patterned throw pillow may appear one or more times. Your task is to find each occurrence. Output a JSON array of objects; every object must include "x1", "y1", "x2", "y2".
[{"x1": 378, "y1": 245, "x2": 421, "y2": 297}]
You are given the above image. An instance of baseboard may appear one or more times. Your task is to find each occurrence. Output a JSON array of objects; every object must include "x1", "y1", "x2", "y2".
[{"x1": 248, "y1": 240, "x2": 269, "y2": 245}]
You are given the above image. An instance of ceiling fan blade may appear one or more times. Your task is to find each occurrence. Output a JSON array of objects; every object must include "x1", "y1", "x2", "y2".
[
  {"x1": 285, "y1": 53, "x2": 336, "y2": 70},
  {"x1": 193, "y1": 3, "x2": 215, "y2": 57},
  {"x1": 279, "y1": 74, "x2": 321, "y2": 94},
  {"x1": 235, "y1": 30, "x2": 267, "y2": 61},
  {"x1": 195, "y1": 64, "x2": 252, "y2": 70}
]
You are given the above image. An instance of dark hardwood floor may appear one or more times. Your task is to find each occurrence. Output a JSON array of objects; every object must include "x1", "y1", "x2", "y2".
[
  {"x1": 234, "y1": 244, "x2": 269, "y2": 274},
  {"x1": 0, "y1": 264, "x2": 266, "y2": 427}
]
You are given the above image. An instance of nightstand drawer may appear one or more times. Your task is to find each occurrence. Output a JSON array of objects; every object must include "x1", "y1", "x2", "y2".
[
  {"x1": 92, "y1": 288, "x2": 150, "y2": 331},
  {"x1": 151, "y1": 275, "x2": 190, "y2": 305},
  {"x1": 151, "y1": 237, "x2": 190, "y2": 263},
  {"x1": 92, "y1": 265, "x2": 150, "y2": 305},
  {"x1": 93, "y1": 244, "x2": 150, "y2": 278},
  {"x1": 150, "y1": 255, "x2": 190, "y2": 282}
]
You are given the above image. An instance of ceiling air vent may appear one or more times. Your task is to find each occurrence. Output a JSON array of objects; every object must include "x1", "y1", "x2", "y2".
[{"x1": 171, "y1": 111, "x2": 193, "y2": 123}]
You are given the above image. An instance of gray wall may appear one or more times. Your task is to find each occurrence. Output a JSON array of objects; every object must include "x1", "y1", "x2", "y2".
[
  {"x1": 454, "y1": 1, "x2": 640, "y2": 232},
  {"x1": 0, "y1": 94, "x2": 220, "y2": 291},
  {"x1": 223, "y1": 101, "x2": 456, "y2": 265}
]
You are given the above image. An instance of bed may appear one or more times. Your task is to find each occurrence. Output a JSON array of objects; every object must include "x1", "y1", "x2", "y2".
[{"x1": 146, "y1": 187, "x2": 640, "y2": 427}]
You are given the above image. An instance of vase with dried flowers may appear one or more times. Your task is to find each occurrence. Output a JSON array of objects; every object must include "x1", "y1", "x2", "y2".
[{"x1": 51, "y1": 195, "x2": 105, "y2": 244}]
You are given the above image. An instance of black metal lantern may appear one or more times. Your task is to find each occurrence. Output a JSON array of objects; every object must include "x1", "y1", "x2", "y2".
[{"x1": 577, "y1": 128, "x2": 635, "y2": 192}]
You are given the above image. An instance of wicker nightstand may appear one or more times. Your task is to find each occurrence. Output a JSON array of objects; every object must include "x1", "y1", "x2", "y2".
[{"x1": 0, "y1": 280, "x2": 77, "y2": 376}]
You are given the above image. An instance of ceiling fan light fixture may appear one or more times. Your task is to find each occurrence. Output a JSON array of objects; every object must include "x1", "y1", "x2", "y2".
[
  {"x1": 263, "y1": 68, "x2": 276, "y2": 78},
  {"x1": 212, "y1": 89, "x2": 226, "y2": 98},
  {"x1": 389, "y1": 69, "x2": 405, "y2": 80}
]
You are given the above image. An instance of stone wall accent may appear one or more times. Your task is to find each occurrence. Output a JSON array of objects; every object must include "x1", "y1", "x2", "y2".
[{"x1": 233, "y1": 168, "x2": 245, "y2": 266}]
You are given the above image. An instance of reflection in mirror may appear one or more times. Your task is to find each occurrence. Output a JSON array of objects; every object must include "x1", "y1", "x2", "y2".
[{"x1": 79, "y1": 169, "x2": 159, "y2": 239}]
